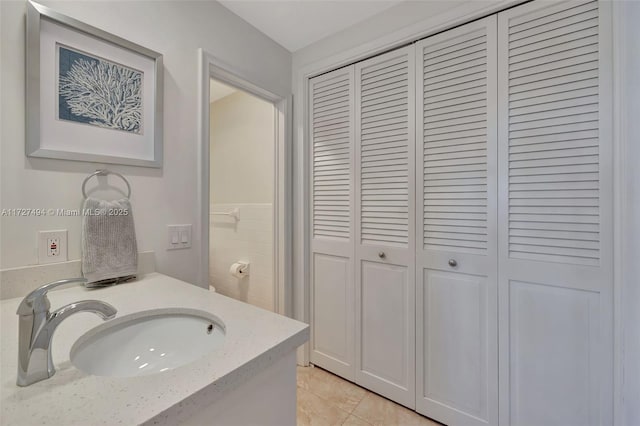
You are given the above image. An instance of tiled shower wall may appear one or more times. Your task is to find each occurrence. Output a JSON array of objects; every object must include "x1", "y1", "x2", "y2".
[{"x1": 209, "y1": 203, "x2": 273, "y2": 311}]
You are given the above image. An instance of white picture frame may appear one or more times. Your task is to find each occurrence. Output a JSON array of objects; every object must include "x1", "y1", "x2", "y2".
[{"x1": 26, "y1": 1, "x2": 163, "y2": 168}]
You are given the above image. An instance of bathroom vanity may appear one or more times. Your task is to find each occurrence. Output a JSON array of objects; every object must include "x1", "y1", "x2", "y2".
[{"x1": 0, "y1": 273, "x2": 308, "y2": 425}]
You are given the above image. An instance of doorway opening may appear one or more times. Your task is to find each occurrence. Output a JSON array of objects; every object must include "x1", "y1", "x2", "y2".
[
  {"x1": 208, "y1": 78, "x2": 276, "y2": 311},
  {"x1": 198, "y1": 50, "x2": 291, "y2": 317}
]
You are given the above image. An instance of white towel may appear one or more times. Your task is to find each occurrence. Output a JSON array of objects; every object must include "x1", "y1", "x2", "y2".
[{"x1": 81, "y1": 197, "x2": 138, "y2": 285}]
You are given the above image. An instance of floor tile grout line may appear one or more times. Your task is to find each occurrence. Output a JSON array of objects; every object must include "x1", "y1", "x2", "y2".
[
  {"x1": 306, "y1": 387, "x2": 355, "y2": 417},
  {"x1": 297, "y1": 382, "x2": 355, "y2": 419},
  {"x1": 296, "y1": 387, "x2": 352, "y2": 425},
  {"x1": 310, "y1": 366, "x2": 372, "y2": 412},
  {"x1": 350, "y1": 410, "x2": 375, "y2": 425},
  {"x1": 341, "y1": 413, "x2": 375, "y2": 426},
  {"x1": 299, "y1": 366, "x2": 369, "y2": 415},
  {"x1": 299, "y1": 366, "x2": 442, "y2": 425},
  {"x1": 350, "y1": 390, "x2": 368, "y2": 414}
]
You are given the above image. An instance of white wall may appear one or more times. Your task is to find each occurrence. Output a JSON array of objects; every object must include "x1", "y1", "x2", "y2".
[
  {"x1": 291, "y1": 0, "x2": 503, "y2": 73},
  {"x1": 209, "y1": 203, "x2": 273, "y2": 311},
  {"x1": 209, "y1": 90, "x2": 274, "y2": 310},
  {"x1": 293, "y1": 1, "x2": 464, "y2": 71},
  {"x1": 0, "y1": 0, "x2": 290, "y2": 287},
  {"x1": 210, "y1": 90, "x2": 274, "y2": 204},
  {"x1": 620, "y1": 2, "x2": 640, "y2": 424}
]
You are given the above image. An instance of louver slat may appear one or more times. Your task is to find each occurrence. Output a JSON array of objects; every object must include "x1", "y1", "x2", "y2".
[
  {"x1": 422, "y1": 27, "x2": 489, "y2": 255},
  {"x1": 311, "y1": 69, "x2": 353, "y2": 240},
  {"x1": 507, "y1": 0, "x2": 600, "y2": 265},
  {"x1": 359, "y1": 54, "x2": 410, "y2": 247}
]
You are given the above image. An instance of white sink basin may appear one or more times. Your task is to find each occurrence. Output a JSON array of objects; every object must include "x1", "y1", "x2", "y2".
[{"x1": 70, "y1": 309, "x2": 226, "y2": 377}]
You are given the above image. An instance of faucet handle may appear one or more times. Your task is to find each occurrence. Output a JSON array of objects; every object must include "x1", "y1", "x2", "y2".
[{"x1": 17, "y1": 278, "x2": 88, "y2": 316}]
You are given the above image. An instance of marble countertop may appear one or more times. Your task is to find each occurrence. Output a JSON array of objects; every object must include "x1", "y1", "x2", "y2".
[{"x1": 0, "y1": 273, "x2": 309, "y2": 426}]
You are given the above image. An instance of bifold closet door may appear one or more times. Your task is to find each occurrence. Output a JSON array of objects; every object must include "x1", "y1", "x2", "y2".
[
  {"x1": 354, "y1": 45, "x2": 416, "y2": 408},
  {"x1": 415, "y1": 16, "x2": 498, "y2": 426},
  {"x1": 309, "y1": 66, "x2": 356, "y2": 380},
  {"x1": 497, "y1": 1, "x2": 613, "y2": 425}
]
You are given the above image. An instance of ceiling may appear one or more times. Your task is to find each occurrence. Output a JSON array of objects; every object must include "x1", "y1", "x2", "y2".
[
  {"x1": 218, "y1": 0, "x2": 404, "y2": 52},
  {"x1": 210, "y1": 79, "x2": 237, "y2": 103}
]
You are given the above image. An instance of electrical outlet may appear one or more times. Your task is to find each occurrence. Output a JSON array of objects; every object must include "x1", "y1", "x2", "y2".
[
  {"x1": 47, "y1": 237, "x2": 60, "y2": 257},
  {"x1": 38, "y1": 230, "x2": 68, "y2": 264}
]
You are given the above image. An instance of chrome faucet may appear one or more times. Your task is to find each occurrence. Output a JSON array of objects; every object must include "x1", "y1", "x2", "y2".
[{"x1": 16, "y1": 278, "x2": 117, "y2": 386}]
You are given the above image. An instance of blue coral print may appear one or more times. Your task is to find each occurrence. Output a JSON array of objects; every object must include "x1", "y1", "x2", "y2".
[{"x1": 58, "y1": 45, "x2": 143, "y2": 134}]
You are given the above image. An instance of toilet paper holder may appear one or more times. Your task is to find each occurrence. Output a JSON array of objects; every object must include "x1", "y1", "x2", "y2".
[{"x1": 229, "y1": 261, "x2": 250, "y2": 278}]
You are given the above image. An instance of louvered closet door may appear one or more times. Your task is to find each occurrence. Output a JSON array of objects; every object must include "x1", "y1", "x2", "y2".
[
  {"x1": 415, "y1": 16, "x2": 498, "y2": 426},
  {"x1": 497, "y1": 1, "x2": 613, "y2": 425},
  {"x1": 354, "y1": 45, "x2": 416, "y2": 408},
  {"x1": 309, "y1": 66, "x2": 356, "y2": 380}
]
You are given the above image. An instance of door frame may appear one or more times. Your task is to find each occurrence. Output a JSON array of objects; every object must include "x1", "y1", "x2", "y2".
[{"x1": 198, "y1": 48, "x2": 292, "y2": 316}]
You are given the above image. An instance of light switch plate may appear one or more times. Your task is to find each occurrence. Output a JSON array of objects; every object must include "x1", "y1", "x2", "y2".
[
  {"x1": 167, "y1": 224, "x2": 192, "y2": 250},
  {"x1": 38, "y1": 230, "x2": 68, "y2": 264}
]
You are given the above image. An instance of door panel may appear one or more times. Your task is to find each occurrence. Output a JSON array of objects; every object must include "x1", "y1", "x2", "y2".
[
  {"x1": 422, "y1": 270, "x2": 488, "y2": 421},
  {"x1": 416, "y1": 15, "x2": 498, "y2": 426},
  {"x1": 308, "y1": 3, "x2": 614, "y2": 425},
  {"x1": 509, "y1": 280, "x2": 600, "y2": 426},
  {"x1": 497, "y1": 1, "x2": 613, "y2": 424},
  {"x1": 309, "y1": 67, "x2": 356, "y2": 380},
  {"x1": 312, "y1": 253, "x2": 353, "y2": 372},
  {"x1": 359, "y1": 261, "x2": 412, "y2": 397},
  {"x1": 355, "y1": 45, "x2": 416, "y2": 409}
]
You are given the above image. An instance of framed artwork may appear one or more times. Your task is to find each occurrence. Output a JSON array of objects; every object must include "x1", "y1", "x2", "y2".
[{"x1": 26, "y1": 1, "x2": 163, "y2": 168}]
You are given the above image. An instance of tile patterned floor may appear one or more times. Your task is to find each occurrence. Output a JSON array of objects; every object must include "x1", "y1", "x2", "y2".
[{"x1": 297, "y1": 365, "x2": 443, "y2": 426}]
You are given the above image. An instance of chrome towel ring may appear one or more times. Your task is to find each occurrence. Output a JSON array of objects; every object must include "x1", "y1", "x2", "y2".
[{"x1": 82, "y1": 169, "x2": 132, "y2": 199}]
